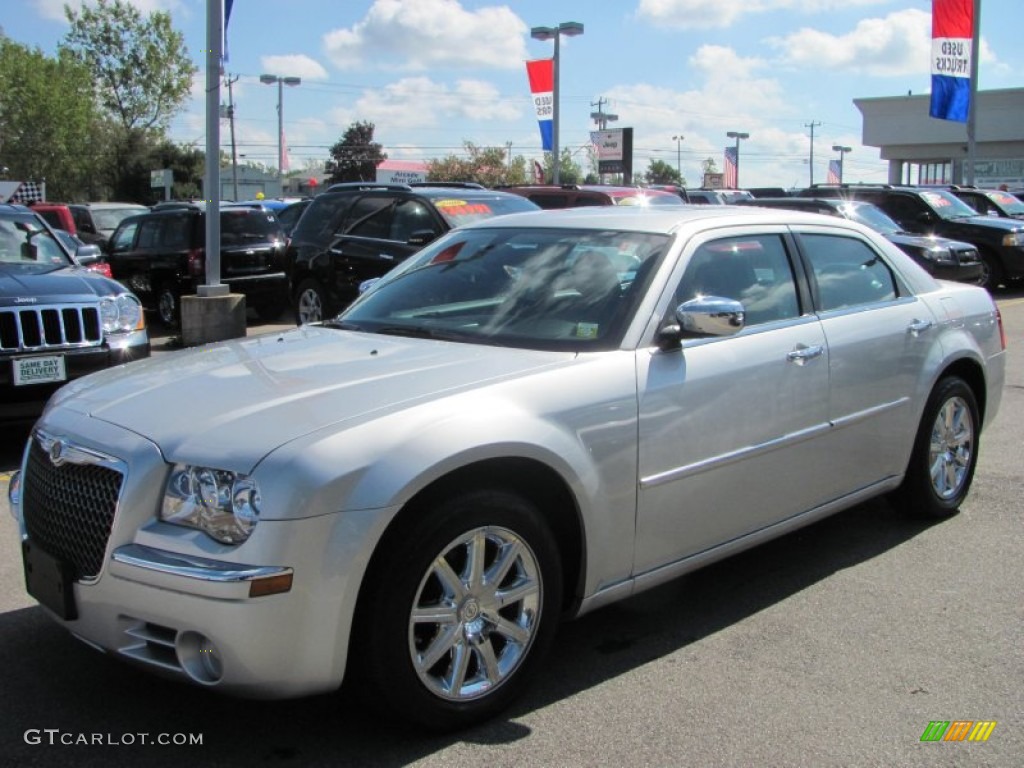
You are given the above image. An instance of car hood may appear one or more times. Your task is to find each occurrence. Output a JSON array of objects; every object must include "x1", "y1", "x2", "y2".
[
  {"x1": 949, "y1": 214, "x2": 1024, "y2": 232},
  {"x1": 0, "y1": 265, "x2": 112, "y2": 306},
  {"x1": 884, "y1": 232, "x2": 973, "y2": 251},
  {"x1": 50, "y1": 325, "x2": 574, "y2": 470}
]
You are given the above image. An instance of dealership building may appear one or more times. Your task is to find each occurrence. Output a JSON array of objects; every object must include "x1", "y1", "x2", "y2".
[{"x1": 854, "y1": 87, "x2": 1024, "y2": 188}]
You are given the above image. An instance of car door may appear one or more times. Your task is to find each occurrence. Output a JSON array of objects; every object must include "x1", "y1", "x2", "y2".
[
  {"x1": 797, "y1": 227, "x2": 938, "y2": 491},
  {"x1": 634, "y1": 228, "x2": 833, "y2": 574}
]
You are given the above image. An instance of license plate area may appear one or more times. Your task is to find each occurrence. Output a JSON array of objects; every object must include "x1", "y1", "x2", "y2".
[
  {"x1": 22, "y1": 540, "x2": 78, "y2": 620},
  {"x1": 13, "y1": 355, "x2": 67, "y2": 386}
]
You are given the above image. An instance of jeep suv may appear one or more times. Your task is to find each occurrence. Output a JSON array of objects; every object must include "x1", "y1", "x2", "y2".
[
  {"x1": 735, "y1": 197, "x2": 983, "y2": 283},
  {"x1": 106, "y1": 204, "x2": 289, "y2": 326},
  {"x1": 0, "y1": 203, "x2": 150, "y2": 424},
  {"x1": 796, "y1": 184, "x2": 1024, "y2": 289},
  {"x1": 286, "y1": 183, "x2": 539, "y2": 323}
]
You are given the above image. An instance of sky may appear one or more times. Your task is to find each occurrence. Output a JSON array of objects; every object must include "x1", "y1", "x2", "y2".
[{"x1": 6, "y1": 0, "x2": 1022, "y2": 188}]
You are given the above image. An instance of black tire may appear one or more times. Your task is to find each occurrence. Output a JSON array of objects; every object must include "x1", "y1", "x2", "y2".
[
  {"x1": 352, "y1": 488, "x2": 563, "y2": 731},
  {"x1": 294, "y1": 278, "x2": 326, "y2": 325},
  {"x1": 977, "y1": 250, "x2": 1004, "y2": 292},
  {"x1": 895, "y1": 376, "x2": 980, "y2": 519},
  {"x1": 157, "y1": 286, "x2": 181, "y2": 328}
]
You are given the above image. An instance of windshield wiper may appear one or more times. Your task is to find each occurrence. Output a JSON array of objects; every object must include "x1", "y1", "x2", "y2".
[{"x1": 374, "y1": 325, "x2": 468, "y2": 341}]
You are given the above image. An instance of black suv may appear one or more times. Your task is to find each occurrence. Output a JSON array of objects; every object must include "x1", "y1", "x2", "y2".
[
  {"x1": 796, "y1": 184, "x2": 1024, "y2": 289},
  {"x1": 944, "y1": 186, "x2": 1024, "y2": 220},
  {"x1": 735, "y1": 197, "x2": 983, "y2": 283},
  {"x1": 107, "y1": 204, "x2": 289, "y2": 326},
  {"x1": 1, "y1": 203, "x2": 150, "y2": 424},
  {"x1": 286, "y1": 182, "x2": 539, "y2": 323}
]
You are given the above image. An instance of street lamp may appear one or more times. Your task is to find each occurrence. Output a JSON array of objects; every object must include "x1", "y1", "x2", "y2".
[
  {"x1": 531, "y1": 21, "x2": 584, "y2": 185},
  {"x1": 672, "y1": 135, "x2": 684, "y2": 180},
  {"x1": 260, "y1": 74, "x2": 301, "y2": 183},
  {"x1": 831, "y1": 145, "x2": 852, "y2": 184},
  {"x1": 726, "y1": 131, "x2": 749, "y2": 188}
]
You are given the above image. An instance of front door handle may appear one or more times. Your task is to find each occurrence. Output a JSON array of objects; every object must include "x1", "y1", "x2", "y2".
[{"x1": 786, "y1": 344, "x2": 824, "y2": 365}]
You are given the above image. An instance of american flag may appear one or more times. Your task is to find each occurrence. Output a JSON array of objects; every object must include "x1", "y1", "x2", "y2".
[
  {"x1": 723, "y1": 146, "x2": 738, "y2": 188},
  {"x1": 827, "y1": 159, "x2": 842, "y2": 185}
]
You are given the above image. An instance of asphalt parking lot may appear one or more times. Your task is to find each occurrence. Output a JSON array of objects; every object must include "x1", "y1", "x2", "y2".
[{"x1": 0, "y1": 291, "x2": 1020, "y2": 767}]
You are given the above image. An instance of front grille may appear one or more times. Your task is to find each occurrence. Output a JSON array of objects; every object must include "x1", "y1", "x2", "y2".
[
  {"x1": 0, "y1": 305, "x2": 102, "y2": 352},
  {"x1": 22, "y1": 436, "x2": 123, "y2": 580}
]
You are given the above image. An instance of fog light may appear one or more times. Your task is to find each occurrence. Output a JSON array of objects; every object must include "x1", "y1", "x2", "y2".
[{"x1": 177, "y1": 631, "x2": 224, "y2": 684}]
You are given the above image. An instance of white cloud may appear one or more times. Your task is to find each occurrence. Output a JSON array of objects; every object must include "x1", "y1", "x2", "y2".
[
  {"x1": 259, "y1": 55, "x2": 329, "y2": 81},
  {"x1": 346, "y1": 76, "x2": 522, "y2": 131},
  {"x1": 322, "y1": 0, "x2": 528, "y2": 71},
  {"x1": 768, "y1": 9, "x2": 932, "y2": 76},
  {"x1": 636, "y1": 0, "x2": 889, "y2": 30}
]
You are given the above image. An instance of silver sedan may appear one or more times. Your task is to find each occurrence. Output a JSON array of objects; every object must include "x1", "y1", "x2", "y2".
[{"x1": 9, "y1": 206, "x2": 1005, "y2": 731}]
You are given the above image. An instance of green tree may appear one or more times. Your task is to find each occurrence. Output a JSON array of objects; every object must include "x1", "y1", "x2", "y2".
[
  {"x1": 60, "y1": 0, "x2": 196, "y2": 199},
  {"x1": 327, "y1": 121, "x2": 387, "y2": 183},
  {"x1": 540, "y1": 148, "x2": 584, "y2": 185},
  {"x1": 0, "y1": 39, "x2": 99, "y2": 199},
  {"x1": 427, "y1": 142, "x2": 528, "y2": 186},
  {"x1": 644, "y1": 159, "x2": 685, "y2": 186}
]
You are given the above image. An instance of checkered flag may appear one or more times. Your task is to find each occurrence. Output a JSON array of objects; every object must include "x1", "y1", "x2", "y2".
[{"x1": 11, "y1": 181, "x2": 45, "y2": 204}]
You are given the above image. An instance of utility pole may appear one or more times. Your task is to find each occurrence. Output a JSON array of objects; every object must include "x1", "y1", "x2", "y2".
[
  {"x1": 805, "y1": 120, "x2": 821, "y2": 186},
  {"x1": 225, "y1": 74, "x2": 239, "y2": 201}
]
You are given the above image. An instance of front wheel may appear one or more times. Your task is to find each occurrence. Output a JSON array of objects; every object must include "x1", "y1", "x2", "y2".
[
  {"x1": 294, "y1": 279, "x2": 326, "y2": 325},
  {"x1": 353, "y1": 488, "x2": 563, "y2": 731},
  {"x1": 976, "y1": 251, "x2": 1004, "y2": 292},
  {"x1": 895, "y1": 376, "x2": 980, "y2": 518}
]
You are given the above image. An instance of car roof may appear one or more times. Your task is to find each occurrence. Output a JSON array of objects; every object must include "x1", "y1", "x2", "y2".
[{"x1": 461, "y1": 202, "x2": 860, "y2": 234}]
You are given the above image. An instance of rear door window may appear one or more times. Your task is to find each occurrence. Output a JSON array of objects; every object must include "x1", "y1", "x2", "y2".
[{"x1": 800, "y1": 233, "x2": 897, "y2": 311}]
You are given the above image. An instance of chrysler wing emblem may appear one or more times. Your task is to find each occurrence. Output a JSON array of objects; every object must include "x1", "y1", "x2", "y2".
[{"x1": 49, "y1": 439, "x2": 67, "y2": 467}]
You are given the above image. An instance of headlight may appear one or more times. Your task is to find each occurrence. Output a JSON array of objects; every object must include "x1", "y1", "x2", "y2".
[
  {"x1": 161, "y1": 464, "x2": 261, "y2": 544},
  {"x1": 1001, "y1": 231, "x2": 1024, "y2": 247},
  {"x1": 99, "y1": 294, "x2": 145, "y2": 333}
]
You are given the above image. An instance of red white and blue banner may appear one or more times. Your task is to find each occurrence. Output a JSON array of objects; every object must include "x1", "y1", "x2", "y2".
[
  {"x1": 526, "y1": 59, "x2": 554, "y2": 151},
  {"x1": 827, "y1": 159, "x2": 842, "y2": 185},
  {"x1": 929, "y1": 0, "x2": 974, "y2": 123}
]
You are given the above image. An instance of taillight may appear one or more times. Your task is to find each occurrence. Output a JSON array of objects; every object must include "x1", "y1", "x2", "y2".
[
  {"x1": 187, "y1": 247, "x2": 205, "y2": 277},
  {"x1": 996, "y1": 307, "x2": 1006, "y2": 350},
  {"x1": 88, "y1": 262, "x2": 113, "y2": 279}
]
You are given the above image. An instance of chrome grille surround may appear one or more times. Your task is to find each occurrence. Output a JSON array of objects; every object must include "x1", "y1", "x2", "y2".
[
  {"x1": 0, "y1": 304, "x2": 102, "y2": 352},
  {"x1": 21, "y1": 430, "x2": 125, "y2": 582}
]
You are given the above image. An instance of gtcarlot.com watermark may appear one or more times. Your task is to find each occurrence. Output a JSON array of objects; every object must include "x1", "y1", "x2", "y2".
[{"x1": 24, "y1": 729, "x2": 203, "y2": 747}]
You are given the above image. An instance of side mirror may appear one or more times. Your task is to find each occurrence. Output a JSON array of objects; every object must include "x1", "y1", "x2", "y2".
[
  {"x1": 916, "y1": 211, "x2": 935, "y2": 225},
  {"x1": 656, "y1": 296, "x2": 745, "y2": 350},
  {"x1": 75, "y1": 244, "x2": 103, "y2": 265}
]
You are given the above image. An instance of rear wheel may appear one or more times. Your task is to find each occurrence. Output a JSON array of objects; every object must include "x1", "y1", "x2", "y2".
[
  {"x1": 157, "y1": 286, "x2": 180, "y2": 328},
  {"x1": 294, "y1": 279, "x2": 326, "y2": 324},
  {"x1": 353, "y1": 488, "x2": 563, "y2": 731},
  {"x1": 896, "y1": 376, "x2": 979, "y2": 518}
]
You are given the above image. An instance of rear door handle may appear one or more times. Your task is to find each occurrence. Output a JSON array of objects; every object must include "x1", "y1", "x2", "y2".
[
  {"x1": 908, "y1": 319, "x2": 933, "y2": 336},
  {"x1": 786, "y1": 344, "x2": 824, "y2": 365}
]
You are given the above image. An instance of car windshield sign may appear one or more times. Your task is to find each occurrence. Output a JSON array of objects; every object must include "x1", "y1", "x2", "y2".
[
  {"x1": 432, "y1": 196, "x2": 538, "y2": 227},
  {"x1": 340, "y1": 227, "x2": 671, "y2": 351},
  {"x1": 921, "y1": 190, "x2": 982, "y2": 220}
]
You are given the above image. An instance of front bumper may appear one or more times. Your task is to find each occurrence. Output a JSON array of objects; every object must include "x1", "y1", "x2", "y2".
[
  {"x1": 11, "y1": 412, "x2": 390, "y2": 699},
  {"x1": 0, "y1": 333, "x2": 150, "y2": 424}
]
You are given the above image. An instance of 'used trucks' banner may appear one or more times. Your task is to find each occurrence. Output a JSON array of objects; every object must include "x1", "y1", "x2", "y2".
[
  {"x1": 929, "y1": 0, "x2": 974, "y2": 122},
  {"x1": 526, "y1": 59, "x2": 554, "y2": 151}
]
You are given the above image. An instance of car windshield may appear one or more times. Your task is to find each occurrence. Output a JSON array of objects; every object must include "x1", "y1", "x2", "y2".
[
  {"x1": 339, "y1": 227, "x2": 672, "y2": 352},
  {"x1": 608, "y1": 193, "x2": 684, "y2": 207},
  {"x1": 985, "y1": 191, "x2": 1024, "y2": 215},
  {"x1": 919, "y1": 190, "x2": 984, "y2": 220},
  {"x1": 0, "y1": 215, "x2": 73, "y2": 272},
  {"x1": 840, "y1": 202, "x2": 901, "y2": 234},
  {"x1": 431, "y1": 195, "x2": 539, "y2": 227}
]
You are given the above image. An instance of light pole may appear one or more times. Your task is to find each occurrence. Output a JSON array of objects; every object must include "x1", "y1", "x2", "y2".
[
  {"x1": 831, "y1": 145, "x2": 852, "y2": 184},
  {"x1": 726, "y1": 131, "x2": 749, "y2": 188},
  {"x1": 531, "y1": 21, "x2": 584, "y2": 185},
  {"x1": 259, "y1": 74, "x2": 301, "y2": 185},
  {"x1": 672, "y1": 135, "x2": 684, "y2": 180}
]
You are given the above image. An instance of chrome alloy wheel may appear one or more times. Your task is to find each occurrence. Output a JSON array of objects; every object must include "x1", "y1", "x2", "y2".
[
  {"x1": 408, "y1": 525, "x2": 542, "y2": 702},
  {"x1": 928, "y1": 395, "x2": 974, "y2": 500},
  {"x1": 297, "y1": 287, "x2": 323, "y2": 324}
]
